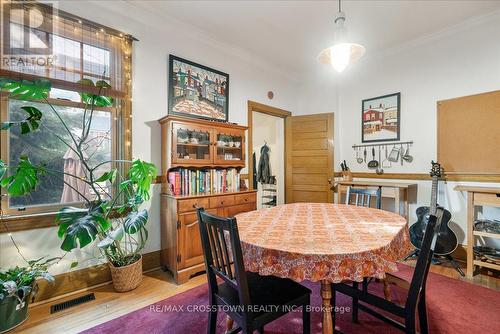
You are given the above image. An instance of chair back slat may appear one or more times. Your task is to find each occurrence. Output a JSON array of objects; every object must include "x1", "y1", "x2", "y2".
[
  {"x1": 346, "y1": 186, "x2": 381, "y2": 209},
  {"x1": 405, "y1": 214, "x2": 438, "y2": 312},
  {"x1": 197, "y1": 208, "x2": 251, "y2": 306}
]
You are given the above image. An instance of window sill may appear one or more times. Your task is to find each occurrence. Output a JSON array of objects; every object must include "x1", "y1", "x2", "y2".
[
  {"x1": 0, "y1": 212, "x2": 58, "y2": 233},
  {"x1": 0, "y1": 208, "x2": 131, "y2": 233}
]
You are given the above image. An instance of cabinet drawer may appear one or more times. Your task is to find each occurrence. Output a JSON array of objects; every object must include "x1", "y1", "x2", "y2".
[
  {"x1": 178, "y1": 198, "x2": 210, "y2": 213},
  {"x1": 209, "y1": 195, "x2": 235, "y2": 208},
  {"x1": 474, "y1": 193, "x2": 500, "y2": 208},
  {"x1": 226, "y1": 203, "x2": 256, "y2": 217},
  {"x1": 234, "y1": 192, "x2": 256, "y2": 205}
]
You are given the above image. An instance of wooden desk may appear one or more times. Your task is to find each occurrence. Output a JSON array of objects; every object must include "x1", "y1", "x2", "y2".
[
  {"x1": 337, "y1": 180, "x2": 418, "y2": 220},
  {"x1": 454, "y1": 185, "x2": 500, "y2": 278}
]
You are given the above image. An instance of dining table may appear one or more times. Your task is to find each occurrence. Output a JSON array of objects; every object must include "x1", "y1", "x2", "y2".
[{"x1": 235, "y1": 202, "x2": 411, "y2": 334}]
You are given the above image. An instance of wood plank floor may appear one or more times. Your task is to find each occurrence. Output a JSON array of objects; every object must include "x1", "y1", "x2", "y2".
[{"x1": 13, "y1": 261, "x2": 500, "y2": 334}]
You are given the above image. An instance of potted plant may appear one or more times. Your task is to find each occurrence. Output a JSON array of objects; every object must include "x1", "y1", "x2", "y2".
[
  {"x1": 0, "y1": 78, "x2": 157, "y2": 292},
  {"x1": 0, "y1": 257, "x2": 57, "y2": 332}
]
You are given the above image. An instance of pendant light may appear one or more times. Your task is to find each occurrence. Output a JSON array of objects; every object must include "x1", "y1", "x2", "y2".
[{"x1": 318, "y1": 0, "x2": 365, "y2": 73}]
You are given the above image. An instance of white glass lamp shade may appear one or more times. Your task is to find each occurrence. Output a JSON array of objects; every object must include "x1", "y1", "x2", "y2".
[{"x1": 318, "y1": 42, "x2": 365, "y2": 73}]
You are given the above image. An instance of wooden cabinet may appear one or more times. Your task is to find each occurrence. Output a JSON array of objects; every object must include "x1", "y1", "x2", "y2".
[
  {"x1": 159, "y1": 115, "x2": 256, "y2": 284},
  {"x1": 161, "y1": 191, "x2": 256, "y2": 284},
  {"x1": 160, "y1": 116, "x2": 246, "y2": 186}
]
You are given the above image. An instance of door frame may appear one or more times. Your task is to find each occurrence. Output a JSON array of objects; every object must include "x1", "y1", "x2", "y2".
[{"x1": 247, "y1": 100, "x2": 291, "y2": 194}]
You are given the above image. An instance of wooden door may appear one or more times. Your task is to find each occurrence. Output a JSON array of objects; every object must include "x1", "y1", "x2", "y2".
[
  {"x1": 177, "y1": 209, "x2": 216, "y2": 269},
  {"x1": 285, "y1": 113, "x2": 334, "y2": 203}
]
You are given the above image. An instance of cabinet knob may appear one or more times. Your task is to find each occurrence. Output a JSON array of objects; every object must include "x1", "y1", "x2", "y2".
[{"x1": 244, "y1": 198, "x2": 248, "y2": 202}]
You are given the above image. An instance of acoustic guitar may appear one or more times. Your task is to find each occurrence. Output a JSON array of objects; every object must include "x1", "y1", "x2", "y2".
[{"x1": 409, "y1": 161, "x2": 458, "y2": 255}]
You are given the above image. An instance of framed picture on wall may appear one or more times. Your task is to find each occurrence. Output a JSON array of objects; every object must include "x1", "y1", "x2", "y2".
[
  {"x1": 361, "y1": 92, "x2": 401, "y2": 143},
  {"x1": 168, "y1": 55, "x2": 229, "y2": 122}
]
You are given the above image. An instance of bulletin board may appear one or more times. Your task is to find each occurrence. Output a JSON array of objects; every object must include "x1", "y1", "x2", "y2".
[{"x1": 437, "y1": 90, "x2": 500, "y2": 174}]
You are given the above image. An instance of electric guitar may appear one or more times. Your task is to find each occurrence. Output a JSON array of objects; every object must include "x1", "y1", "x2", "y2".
[{"x1": 409, "y1": 161, "x2": 458, "y2": 255}]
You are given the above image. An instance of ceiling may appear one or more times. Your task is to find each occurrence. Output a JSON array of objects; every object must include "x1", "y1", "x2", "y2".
[{"x1": 128, "y1": 0, "x2": 500, "y2": 75}]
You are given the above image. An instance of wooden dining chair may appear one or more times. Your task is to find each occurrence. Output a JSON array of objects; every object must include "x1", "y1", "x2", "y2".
[
  {"x1": 331, "y1": 214, "x2": 439, "y2": 334},
  {"x1": 196, "y1": 208, "x2": 311, "y2": 334},
  {"x1": 345, "y1": 186, "x2": 382, "y2": 209}
]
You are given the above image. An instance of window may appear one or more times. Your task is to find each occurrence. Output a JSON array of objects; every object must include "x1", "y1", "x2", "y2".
[{"x1": 1, "y1": 3, "x2": 133, "y2": 215}]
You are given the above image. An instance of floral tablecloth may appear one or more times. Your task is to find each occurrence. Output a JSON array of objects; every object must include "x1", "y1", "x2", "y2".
[{"x1": 235, "y1": 203, "x2": 412, "y2": 283}]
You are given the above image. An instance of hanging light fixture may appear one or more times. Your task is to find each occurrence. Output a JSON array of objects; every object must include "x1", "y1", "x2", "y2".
[{"x1": 318, "y1": 0, "x2": 365, "y2": 73}]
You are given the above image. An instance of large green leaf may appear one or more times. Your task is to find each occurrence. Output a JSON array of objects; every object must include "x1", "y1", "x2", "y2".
[
  {"x1": 59, "y1": 213, "x2": 100, "y2": 251},
  {"x1": 127, "y1": 160, "x2": 157, "y2": 201},
  {"x1": 0, "y1": 156, "x2": 39, "y2": 196},
  {"x1": 0, "y1": 78, "x2": 51, "y2": 100},
  {"x1": 77, "y1": 79, "x2": 114, "y2": 107},
  {"x1": 97, "y1": 225, "x2": 124, "y2": 249},
  {"x1": 95, "y1": 169, "x2": 117, "y2": 184},
  {"x1": 124, "y1": 209, "x2": 148, "y2": 234},
  {"x1": 1, "y1": 106, "x2": 43, "y2": 134},
  {"x1": 56, "y1": 207, "x2": 88, "y2": 238}
]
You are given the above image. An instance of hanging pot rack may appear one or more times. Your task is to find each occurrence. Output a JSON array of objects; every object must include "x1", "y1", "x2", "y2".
[{"x1": 352, "y1": 141, "x2": 413, "y2": 149}]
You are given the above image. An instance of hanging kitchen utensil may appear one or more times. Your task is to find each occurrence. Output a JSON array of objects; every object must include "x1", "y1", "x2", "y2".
[
  {"x1": 356, "y1": 147, "x2": 363, "y2": 164},
  {"x1": 382, "y1": 145, "x2": 391, "y2": 168},
  {"x1": 363, "y1": 147, "x2": 367, "y2": 163},
  {"x1": 368, "y1": 147, "x2": 379, "y2": 169},
  {"x1": 388, "y1": 145, "x2": 400, "y2": 162},
  {"x1": 400, "y1": 144, "x2": 404, "y2": 165},
  {"x1": 376, "y1": 146, "x2": 384, "y2": 175},
  {"x1": 402, "y1": 143, "x2": 413, "y2": 163}
]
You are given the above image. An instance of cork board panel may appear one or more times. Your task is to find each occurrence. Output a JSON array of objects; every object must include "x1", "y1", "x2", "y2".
[{"x1": 437, "y1": 90, "x2": 500, "y2": 174}]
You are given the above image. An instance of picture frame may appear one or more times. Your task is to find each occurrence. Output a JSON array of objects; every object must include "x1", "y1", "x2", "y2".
[
  {"x1": 168, "y1": 55, "x2": 229, "y2": 122},
  {"x1": 361, "y1": 92, "x2": 401, "y2": 143}
]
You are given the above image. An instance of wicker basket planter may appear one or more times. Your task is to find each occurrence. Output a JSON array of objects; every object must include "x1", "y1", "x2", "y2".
[{"x1": 109, "y1": 255, "x2": 143, "y2": 292}]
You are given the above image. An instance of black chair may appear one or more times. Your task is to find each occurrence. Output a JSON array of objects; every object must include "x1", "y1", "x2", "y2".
[
  {"x1": 331, "y1": 214, "x2": 439, "y2": 334},
  {"x1": 345, "y1": 186, "x2": 382, "y2": 209},
  {"x1": 197, "y1": 208, "x2": 311, "y2": 334}
]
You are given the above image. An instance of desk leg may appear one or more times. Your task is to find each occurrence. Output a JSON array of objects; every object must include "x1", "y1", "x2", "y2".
[
  {"x1": 321, "y1": 280, "x2": 333, "y2": 334},
  {"x1": 466, "y1": 192, "x2": 474, "y2": 278}
]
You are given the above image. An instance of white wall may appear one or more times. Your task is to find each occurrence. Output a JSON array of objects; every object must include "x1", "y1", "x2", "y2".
[
  {"x1": 252, "y1": 112, "x2": 285, "y2": 209},
  {"x1": 0, "y1": 2, "x2": 301, "y2": 274},
  {"x1": 332, "y1": 13, "x2": 500, "y2": 245}
]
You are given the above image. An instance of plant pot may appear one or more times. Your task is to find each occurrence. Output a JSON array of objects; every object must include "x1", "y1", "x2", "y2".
[
  {"x1": 109, "y1": 255, "x2": 143, "y2": 292},
  {"x1": 0, "y1": 295, "x2": 30, "y2": 333}
]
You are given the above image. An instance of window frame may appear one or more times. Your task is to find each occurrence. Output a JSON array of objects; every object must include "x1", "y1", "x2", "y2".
[
  {"x1": 0, "y1": 92, "x2": 120, "y2": 216},
  {"x1": 0, "y1": 4, "x2": 133, "y2": 228}
]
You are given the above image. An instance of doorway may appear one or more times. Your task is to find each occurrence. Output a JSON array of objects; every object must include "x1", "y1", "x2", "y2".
[{"x1": 247, "y1": 101, "x2": 290, "y2": 209}]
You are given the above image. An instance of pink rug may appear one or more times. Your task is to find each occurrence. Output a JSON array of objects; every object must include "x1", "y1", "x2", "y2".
[{"x1": 83, "y1": 264, "x2": 500, "y2": 333}]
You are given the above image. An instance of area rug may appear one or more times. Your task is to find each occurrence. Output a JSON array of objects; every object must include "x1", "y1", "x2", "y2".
[{"x1": 83, "y1": 264, "x2": 500, "y2": 334}]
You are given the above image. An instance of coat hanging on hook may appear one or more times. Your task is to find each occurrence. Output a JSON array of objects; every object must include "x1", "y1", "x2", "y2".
[{"x1": 257, "y1": 143, "x2": 272, "y2": 184}]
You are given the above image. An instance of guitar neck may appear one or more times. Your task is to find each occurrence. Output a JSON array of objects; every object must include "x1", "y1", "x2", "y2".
[{"x1": 430, "y1": 176, "x2": 438, "y2": 214}]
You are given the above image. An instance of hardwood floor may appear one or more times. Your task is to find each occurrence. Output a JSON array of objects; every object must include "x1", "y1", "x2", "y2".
[
  {"x1": 13, "y1": 269, "x2": 206, "y2": 334},
  {"x1": 14, "y1": 262, "x2": 500, "y2": 334}
]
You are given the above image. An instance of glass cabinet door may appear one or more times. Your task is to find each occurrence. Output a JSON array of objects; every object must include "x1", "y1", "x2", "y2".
[
  {"x1": 214, "y1": 129, "x2": 244, "y2": 166},
  {"x1": 172, "y1": 123, "x2": 213, "y2": 165}
]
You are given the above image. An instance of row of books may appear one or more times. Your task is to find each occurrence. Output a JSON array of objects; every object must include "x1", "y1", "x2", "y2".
[{"x1": 168, "y1": 168, "x2": 240, "y2": 196}]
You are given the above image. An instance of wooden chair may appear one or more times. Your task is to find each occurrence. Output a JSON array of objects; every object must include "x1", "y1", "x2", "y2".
[
  {"x1": 331, "y1": 214, "x2": 439, "y2": 334},
  {"x1": 197, "y1": 208, "x2": 311, "y2": 334},
  {"x1": 345, "y1": 186, "x2": 382, "y2": 209}
]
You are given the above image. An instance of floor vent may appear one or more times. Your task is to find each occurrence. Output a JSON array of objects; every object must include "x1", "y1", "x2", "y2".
[{"x1": 50, "y1": 293, "x2": 96, "y2": 314}]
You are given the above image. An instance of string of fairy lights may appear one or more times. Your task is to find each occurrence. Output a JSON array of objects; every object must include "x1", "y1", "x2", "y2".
[{"x1": 1, "y1": 1, "x2": 135, "y2": 266}]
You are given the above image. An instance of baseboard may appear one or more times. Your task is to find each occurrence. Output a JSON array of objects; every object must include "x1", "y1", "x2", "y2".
[{"x1": 34, "y1": 250, "x2": 161, "y2": 303}]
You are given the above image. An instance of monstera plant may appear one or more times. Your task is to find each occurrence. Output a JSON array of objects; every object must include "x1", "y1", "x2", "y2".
[{"x1": 0, "y1": 78, "x2": 157, "y2": 292}]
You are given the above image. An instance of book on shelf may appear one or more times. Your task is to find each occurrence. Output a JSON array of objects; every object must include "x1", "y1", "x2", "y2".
[{"x1": 167, "y1": 168, "x2": 240, "y2": 196}]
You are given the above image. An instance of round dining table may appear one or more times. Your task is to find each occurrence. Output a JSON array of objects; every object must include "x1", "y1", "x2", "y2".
[{"x1": 235, "y1": 203, "x2": 411, "y2": 334}]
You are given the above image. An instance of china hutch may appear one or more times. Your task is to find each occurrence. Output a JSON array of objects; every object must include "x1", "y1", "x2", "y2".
[{"x1": 158, "y1": 115, "x2": 257, "y2": 284}]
